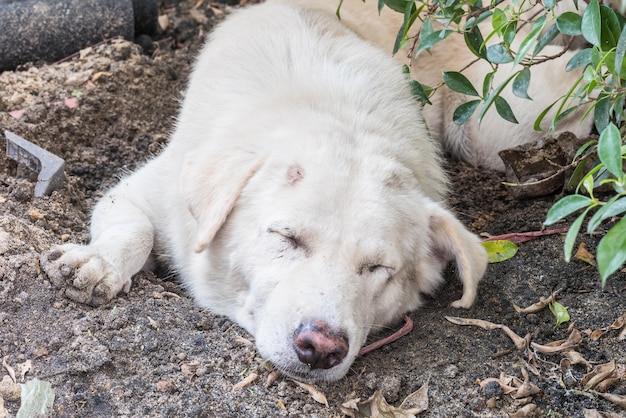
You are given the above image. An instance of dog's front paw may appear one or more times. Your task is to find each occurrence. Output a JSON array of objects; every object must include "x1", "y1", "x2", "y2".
[{"x1": 40, "y1": 244, "x2": 131, "y2": 306}]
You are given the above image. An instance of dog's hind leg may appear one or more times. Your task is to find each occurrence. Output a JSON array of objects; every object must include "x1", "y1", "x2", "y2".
[{"x1": 41, "y1": 177, "x2": 155, "y2": 306}]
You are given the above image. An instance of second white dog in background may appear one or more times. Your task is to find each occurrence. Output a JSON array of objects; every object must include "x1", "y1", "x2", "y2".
[{"x1": 303, "y1": 0, "x2": 594, "y2": 171}]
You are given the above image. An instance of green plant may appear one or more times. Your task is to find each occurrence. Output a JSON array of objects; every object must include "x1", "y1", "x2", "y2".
[{"x1": 375, "y1": 0, "x2": 626, "y2": 284}]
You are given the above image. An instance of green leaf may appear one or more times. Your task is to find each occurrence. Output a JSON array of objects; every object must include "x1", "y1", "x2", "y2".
[
  {"x1": 573, "y1": 139, "x2": 598, "y2": 161},
  {"x1": 581, "y1": 170, "x2": 595, "y2": 196},
  {"x1": 581, "y1": 0, "x2": 601, "y2": 46},
  {"x1": 568, "y1": 159, "x2": 591, "y2": 190},
  {"x1": 514, "y1": 15, "x2": 546, "y2": 66},
  {"x1": 494, "y1": 96, "x2": 519, "y2": 124},
  {"x1": 443, "y1": 71, "x2": 480, "y2": 96},
  {"x1": 393, "y1": 23, "x2": 408, "y2": 55},
  {"x1": 512, "y1": 67, "x2": 532, "y2": 100},
  {"x1": 549, "y1": 300, "x2": 570, "y2": 327},
  {"x1": 477, "y1": 72, "x2": 518, "y2": 125},
  {"x1": 382, "y1": 0, "x2": 410, "y2": 13},
  {"x1": 392, "y1": 1, "x2": 419, "y2": 54},
  {"x1": 503, "y1": 22, "x2": 517, "y2": 47},
  {"x1": 534, "y1": 99, "x2": 558, "y2": 131},
  {"x1": 556, "y1": 12, "x2": 583, "y2": 36},
  {"x1": 415, "y1": 30, "x2": 453, "y2": 56},
  {"x1": 545, "y1": 194, "x2": 594, "y2": 225},
  {"x1": 600, "y1": 5, "x2": 621, "y2": 51},
  {"x1": 486, "y1": 44, "x2": 513, "y2": 63},
  {"x1": 473, "y1": 9, "x2": 493, "y2": 26},
  {"x1": 534, "y1": 24, "x2": 560, "y2": 56},
  {"x1": 587, "y1": 195, "x2": 626, "y2": 233},
  {"x1": 543, "y1": 0, "x2": 556, "y2": 10},
  {"x1": 464, "y1": 24, "x2": 487, "y2": 59},
  {"x1": 597, "y1": 123, "x2": 624, "y2": 178},
  {"x1": 482, "y1": 71, "x2": 495, "y2": 98},
  {"x1": 597, "y1": 216, "x2": 626, "y2": 284},
  {"x1": 420, "y1": 16, "x2": 434, "y2": 39},
  {"x1": 410, "y1": 80, "x2": 432, "y2": 105},
  {"x1": 615, "y1": 25, "x2": 626, "y2": 79},
  {"x1": 491, "y1": 7, "x2": 506, "y2": 33},
  {"x1": 482, "y1": 240, "x2": 519, "y2": 263},
  {"x1": 601, "y1": 196, "x2": 626, "y2": 218},
  {"x1": 564, "y1": 209, "x2": 590, "y2": 262},
  {"x1": 453, "y1": 100, "x2": 481, "y2": 125},
  {"x1": 565, "y1": 48, "x2": 592, "y2": 71},
  {"x1": 614, "y1": 94, "x2": 625, "y2": 123},
  {"x1": 594, "y1": 93, "x2": 611, "y2": 134}
]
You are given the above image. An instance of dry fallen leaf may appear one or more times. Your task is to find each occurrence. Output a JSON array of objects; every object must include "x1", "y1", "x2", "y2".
[
  {"x1": 512, "y1": 368, "x2": 541, "y2": 399},
  {"x1": 530, "y1": 329, "x2": 582, "y2": 354},
  {"x1": 341, "y1": 390, "x2": 422, "y2": 418},
  {"x1": 0, "y1": 375, "x2": 21, "y2": 400},
  {"x1": 189, "y1": 8, "x2": 209, "y2": 25},
  {"x1": 574, "y1": 242, "x2": 596, "y2": 266},
  {"x1": 399, "y1": 382, "x2": 429, "y2": 414},
  {"x1": 583, "y1": 408, "x2": 624, "y2": 418},
  {"x1": 209, "y1": 4, "x2": 225, "y2": 17},
  {"x1": 479, "y1": 377, "x2": 517, "y2": 395},
  {"x1": 158, "y1": 14, "x2": 169, "y2": 31},
  {"x1": 1, "y1": 358, "x2": 15, "y2": 383},
  {"x1": 91, "y1": 72, "x2": 113, "y2": 82},
  {"x1": 513, "y1": 291, "x2": 560, "y2": 314},
  {"x1": 293, "y1": 380, "x2": 328, "y2": 406},
  {"x1": 563, "y1": 351, "x2": 592, "y2": 371},
  {"x1": 235, "y1": 336, "x2": 254, "y2": 346},
  {"x1": 590, "y1": 313, "x2": 626, "y2": 341},
  {"x1": 509, "y1": 403, "x2": 537, "y2": 418},
  {"x1": 32, "y1": 347, "x2": 48, "y2": 361},
  {"x1": 233, "y1": 372, "x2": 258, "y2": 391},
  {"x1": 274, "y1": 397, "x2": 287, "y2": 411},
  {"x1": 582, "y1": 360, "x2": 616, "y2": 391},
  {"x1": 17, "y1": 360, "x2": 32, "y2": 381},
  {"x1": 445, "y1": 316, "x2": 528, "y2": 349},
  {"x1": 598, "y1": 392, "x2": 626, "y2": 409},
  {"x1": 264, "y1": 370, "x2": 281, "y2": 388}
]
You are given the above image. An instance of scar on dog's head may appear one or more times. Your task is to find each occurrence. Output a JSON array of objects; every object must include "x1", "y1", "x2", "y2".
[{"x1": 286, "y1": 164, "x2": 304, "y2": 185}]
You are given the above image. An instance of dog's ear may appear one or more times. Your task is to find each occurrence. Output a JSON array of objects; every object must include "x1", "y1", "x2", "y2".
[
  {"x1": 424, "y1": 203, "x2": 488, "y2": 308},
  {"x1": 181, "y1": 148, "x2": 264, "y2": 253}
]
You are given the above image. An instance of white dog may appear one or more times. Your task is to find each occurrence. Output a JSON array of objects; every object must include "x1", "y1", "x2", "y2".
[{"x1": 41, "y1": 0, "x2": 488, "y2": 382}]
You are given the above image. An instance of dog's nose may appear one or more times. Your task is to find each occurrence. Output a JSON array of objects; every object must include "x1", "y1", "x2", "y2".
[{"x1": 293, "y1": 321, "x2": 349, "y2": 369}]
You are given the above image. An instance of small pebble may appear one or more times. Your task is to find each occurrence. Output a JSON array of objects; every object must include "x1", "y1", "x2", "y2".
[
  {"x1": 28, "y1": 208, "x2": 45, "y2": 221},
  {"x1": 443, "y1": 364, "x2": 459, "y2": 379}
]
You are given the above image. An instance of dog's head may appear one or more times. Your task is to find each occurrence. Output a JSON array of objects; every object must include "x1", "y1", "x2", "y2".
[{"x1": 181, "y1": 138, "x2": 487, "y2": 382}]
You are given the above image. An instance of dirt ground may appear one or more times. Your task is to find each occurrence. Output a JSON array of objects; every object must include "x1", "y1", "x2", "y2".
[{"x1": 1, "y1": 1, "x2": 625, "y2": 417}]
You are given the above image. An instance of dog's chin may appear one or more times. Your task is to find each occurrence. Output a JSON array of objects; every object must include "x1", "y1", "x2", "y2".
[{"x1": 273, "y1": 361, "x2": 352, "y2": 383}]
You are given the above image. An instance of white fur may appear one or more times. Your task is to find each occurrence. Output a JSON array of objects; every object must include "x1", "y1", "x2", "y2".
[{"x1": 41, "y1": 1, "x2": 487, "y2": 381}]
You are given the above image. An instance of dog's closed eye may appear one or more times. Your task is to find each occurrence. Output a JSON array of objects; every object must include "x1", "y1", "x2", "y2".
[
  {"x1": 359, "y1": 263, "x2": 393, "y2": 278},
  {"x1": 268, "y1": 228, "x2": 304, "y2": 251}
]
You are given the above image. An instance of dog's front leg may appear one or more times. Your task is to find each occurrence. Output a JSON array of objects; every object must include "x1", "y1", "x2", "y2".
[{"x1": 41, "y1": 186, "x2": 155, "y2": 306}]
